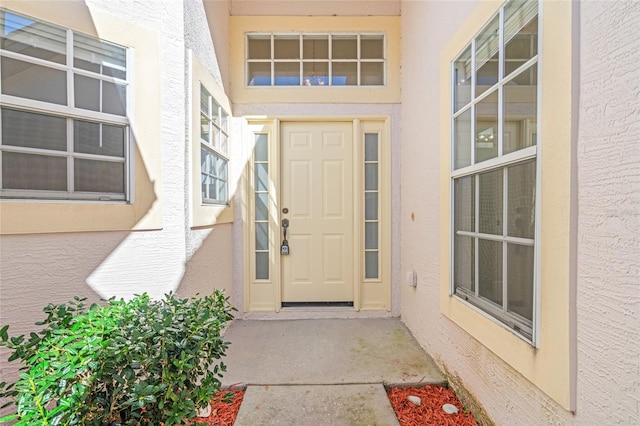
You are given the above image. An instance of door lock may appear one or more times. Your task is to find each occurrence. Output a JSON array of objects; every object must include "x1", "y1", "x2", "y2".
[{"x1": 281, "y1": 218, "x2": 290, "y2": 255}]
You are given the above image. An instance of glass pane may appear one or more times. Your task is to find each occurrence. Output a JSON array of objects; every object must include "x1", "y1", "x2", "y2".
[
  {"x1": 255, "y1": 163, "x2": 269, "y2": 192},
  {"x1": 361, "y1": 35, "x2": 383, "y2": 59},
  {"x1": 365, "y1": 222, "x2": 378, "y2": 249},
  {"x1": 303, "y1": 35, "x2": 328, "y2": 59},
  {"x1": 360, "y1": 62, "x2": 383, "y2": 85},
  {"x1": 255, "y1": 193, "x2": 268, "y2": 221},
  {"x1": 508, "y1": 160, "x2": 536, "y2": 239},
  {"x1": 74, "y1": 121, "x2": 125, "y2": 157},
  {"x1": 220, "y1": 156, "x2": 229, "y2": 180},
  {"x1": 210, "y1": 99, "x2": 221, "y2": 127},
  {"x1": 365, "y1": 192, "x2": 378, "y2": 220},
  {"x1": 248, "y1": 35, "x2": 271, "y2": 59},
  {"x1": 504, "y1": 0, "x2": 538, "y2": 77},
  {"x1": 220, "y1": 134, "x2": 229, "y2": 155},
  {"x1": 255, "y1": 222, "x2": 269, "y2": 251},
  {"x1": 201, "y1": 147, "x2": 216, "y2": 175},
  {"x1": 453, "y1": 45, "x2": 472, "y2": 112},
  {"x1": 74, "y1": 74, "x2": 100, "y2": 111},
  {"x1": 200, "y1": 86, "x2": 210, "y2": 115},
  {"x1": 332, "y1": 62, "x2": 356, "y2": 86},
  {"x1": 505, "y1": 17, "x2": 537, "y2": 76},
  {"x1": 1, "y1": 11, "x2": 66, "y2": 64},
  {"x1": 303, "y1": 62, "x2": 329, "y2": 86},
  {"x1": 1, "y1": 57, "x2": 66, "y2": 105},
  {"x1": 365, "y1": 251, "x2": 379, "y2": 279},
  {"x1": 454, "y1": 109, "x2": 471, "y2": 169},
  {"x1": 218, "y1": 176, "x2": 227, "y2": 202},
  {"x1": 454, "y1": 235, "x2": 475, "y2": 293},
  {"x1": 74, "y1": 159, "x2": 124, "y2": 193},
  {"x1": 74, "y1": 33, "x2": 126, "y2": 78},
  {"x1": 201, "y1": 174, "x2": 215, "y2": 201},
  {"x1": 2, "y1": 152, "x2": 66, "y2": 191},
  {"x1": 507, "y1": 243, "x2": 534, "y2": 321},
  {"x1": 248, "y1": 62, "x2": 271, "y2": 86},
  {"x1": 475, "y1": 90, "x2": 499, "y2": 163},
  {"x1": 102, "y1": 81, "x2": 126, "y2": 116},
  {"x1": 504, "y1": 64, "x2": 537, "y2": 154},
  {"x1": 209, "y1": 124, "x2": 220, "y2": 151},
  {"x1": 201, "y1": 114, "x2": 211, "y2": 143},
  {"x1": 1, "y1": 109, "x2": 66, "y2": 151},
  {"x1": 332, "y1": 35, "x2": 357, "y2": 60},
  {"x1": 73, "y1": 120, "x2": 101, "y2": 154},
  {"x1": 102, "y1": 124, "x2": 125, "y2": 157},
  {"x1": 478, "y1": 239, "x2": 503, "y2": 306},
  {"x1": 365, "y1": 134, "x2": 378, "y2": 161},
  {"x1": 475, "y1": 15, "x2": 500, "y2": 96},
  {"x1": 479, "y1": 169, "x2": 503, "y2": 235},
  {"x1": 220, "y1": 110, "x2": 229, "y2": 132},
  {"x1": 274, "y1": 36, "x2": 299, "y2": 59},
  {"x1": 255, "y1": 134, "x2": 268, "y2": 161},
  {"x1": 454, "y1": 176, "x2": 475, "y2": 232},
  {"x1": 274, "y1": 62, "x2": 300, "y2": 86},
  {"x1": 365, "y1": 163, "x2": 378, "y2": 190},
  {"x1": 256, "y1": 252, "x2": 269, "y2": 280}
]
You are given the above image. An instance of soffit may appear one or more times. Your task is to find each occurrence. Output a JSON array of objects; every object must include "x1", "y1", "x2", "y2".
[{"x1": 228, "y1": 0, "x2": 400, "y2": 16}]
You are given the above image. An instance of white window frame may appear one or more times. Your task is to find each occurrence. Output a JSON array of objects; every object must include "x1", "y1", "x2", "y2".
[
  {"x1": 0, "y1": 8, "x2": 131, "y2": 202},
  {"x1": 245, "y1": 32, "x2": 386, "y2": 87},
  {"x1": 450, "y1": 0, "x2": 540, "y2": 343},
  {"x1": 199, "y1": 84, "x2": 229, "y2": 205}
]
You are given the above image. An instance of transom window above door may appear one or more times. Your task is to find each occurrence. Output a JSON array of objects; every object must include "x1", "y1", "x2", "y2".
[{"x1": 246, "y1": 33, "x2": 385, "y2": 87}]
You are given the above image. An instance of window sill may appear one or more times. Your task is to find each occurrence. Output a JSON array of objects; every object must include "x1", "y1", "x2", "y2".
[{"x1": 0, "y1": 199, "x2": 162, "y2": 235}]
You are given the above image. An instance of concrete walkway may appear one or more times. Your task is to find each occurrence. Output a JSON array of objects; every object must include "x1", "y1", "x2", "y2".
[{"x1": 220, "y1": 318, "x2": 446, "y2": 425}]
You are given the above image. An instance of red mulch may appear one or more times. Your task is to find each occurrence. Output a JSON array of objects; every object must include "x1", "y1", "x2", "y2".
[
  {"x1": 387, "y1": 385, "x2": 478, "y2": 426},
  {"x1": 195, "y1": 390, "x2": 245, "y2": 426},
  {"x1": 194, "y1": 386, "x2": 477, "y2": 426}
]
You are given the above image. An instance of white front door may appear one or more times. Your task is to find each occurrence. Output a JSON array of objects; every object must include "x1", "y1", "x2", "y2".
[{"x1": 280, "y1": 122, "x2": 354, "y2": 303}]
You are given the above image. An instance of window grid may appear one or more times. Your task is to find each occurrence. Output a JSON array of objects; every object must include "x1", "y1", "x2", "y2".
[
  {"x1": 0, "y1": 9, "x2": 129, "y2": 201},
  {"x1": 246, "y1": 33, "x2": 386, "y2": 87},
  {"x1": 254, "y1": 133, "x2": 269, "y2": 280},
  {"x1": 451, "y1": 0, "x2": 538, "y2": 342},
  {"x1": 199, "y1": 84, "x2": 229, "y2": 204},
  {"x1": 364, "y1": 133, "x2": 380, "y2": 279}
]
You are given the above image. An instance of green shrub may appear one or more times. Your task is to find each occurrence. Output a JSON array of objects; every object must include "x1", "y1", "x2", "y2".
[{"x1": 0, "y1": 291, "x2": 235, "y2": 425}]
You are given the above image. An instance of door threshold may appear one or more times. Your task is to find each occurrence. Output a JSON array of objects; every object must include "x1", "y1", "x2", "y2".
[{"x1": 281, "y1": 301, "x2": 354, "y2": 309}]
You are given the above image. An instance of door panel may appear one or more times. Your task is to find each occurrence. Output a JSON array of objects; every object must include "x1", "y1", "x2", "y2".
[{"x1": 281, "y1": 122, "x2": 354, "y2": 302}]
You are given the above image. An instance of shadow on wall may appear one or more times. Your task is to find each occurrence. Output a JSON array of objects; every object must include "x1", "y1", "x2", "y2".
[
  {"x1": 176, "y1": 223, "x2": 235, "y2": 301},
  {"x1": 0, "y1": 3, "x2": 160, "y2": 409},
  {"x1": 0, "y1": 0, "x2": 245, "y2": 414}
]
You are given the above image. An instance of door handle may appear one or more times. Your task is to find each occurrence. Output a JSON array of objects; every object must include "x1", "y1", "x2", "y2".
[{"x1": 281, "y1": 218, "x2": 290, "y2": 255}]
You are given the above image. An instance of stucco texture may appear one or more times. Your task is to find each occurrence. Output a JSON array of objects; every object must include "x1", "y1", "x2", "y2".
[
  {"x1": 0, "y1": 0, "x2": 236, "y2": 404},
  {"x1": 399, "y1": 1, "x2": 639, "y2": 425}
]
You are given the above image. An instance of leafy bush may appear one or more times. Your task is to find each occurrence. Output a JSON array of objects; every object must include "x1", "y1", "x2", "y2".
[{"x1": 0, "y1": 292, "x2": 235, "y2": 425}]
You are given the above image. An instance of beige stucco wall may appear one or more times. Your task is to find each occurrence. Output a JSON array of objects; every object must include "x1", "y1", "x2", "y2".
[
  {"x1": 576, "y1": 1, "x2": 639, "y2": 423},
  {"x1": 0, "y1": 0, "x2": 236, "y2": 406},
  {"x1": 400, "y1": 0, "x2": 639, "y2": 425}
]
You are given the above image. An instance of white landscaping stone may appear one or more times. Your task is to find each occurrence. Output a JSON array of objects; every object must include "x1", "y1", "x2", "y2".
[
  {"x1": 197, "y1": 402, "x2": 212, "y2": 418},
  {"x1": 407, "y1": 395, "x2": 422, "y2": 406},
  {"x1": 442, "y1": 403, "x2": 459, "y2": 414}
]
